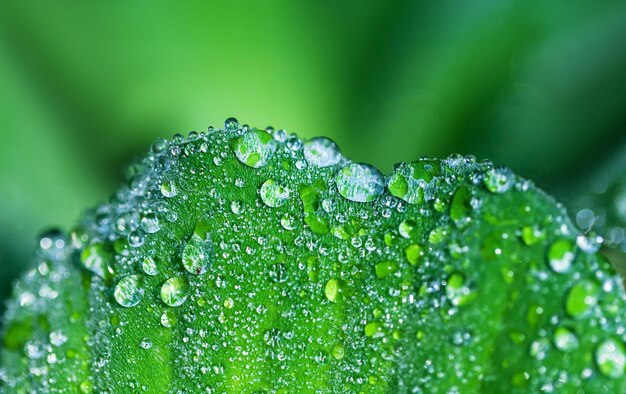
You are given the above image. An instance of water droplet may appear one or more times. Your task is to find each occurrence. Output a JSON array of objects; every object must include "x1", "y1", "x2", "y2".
[
  {"x1": 521, "y1": 225, "x2": 544, "y2": 246},
  {"x1": 182, "y1": 234, "x2": 212, "y2": 275},
  {"x1": 114, "y1": 275, "x2": 144, "y2": 307},
  {"x1": 231, "y1": 130, "x2": 277, "y2": 168},
  {"x1": 446, "y1": 273, "x2": 474, "y2": 306},
  {"x1": 553, "y1": 327, "x2": 578, "y2": 352},
  {"x1": 596, "y1": 338, "x2": 626, "y2": 378},
  {"x1": 404, "y1": 244, "x2": 423, "y2": 265},
  {"x1": 303, "y1": 137, "x2": 343, "y2": 167},
  {"x1": 398, "y1": 220, "x2": 417, "y2": 239},
  {"x1": 566, "y1": 279, "x2": 599, "y2": 318},
  {"x1": 142, "y1": 256, "x2": 158, "y2": 276},
  {"x1": 38, "y1": 229, "x2": 68, "y2": 260},
  {"x1": 529, "y1": 338, "x2": 551, "y2": 360},
  {"x1": 548, "y1": 239, "x2": 576, "y2": 273},
  {"x1": 364, "y1": 321, "x2": 383, "y2": 338},
  {"x1": 161, "y1": 310, "x2": 177, "y2": 328},
  {"x1": 140, "y1": 338, "x2": 152, "y2": 349},
  {"x1": 484, "y1": 168, "x2": 514, "y2": 193},
  {"x1": 335, "y1": 163, "x2": 384, "y2": 203},
  {"x1": 224, "y1": 117, "x2": 239, "y2": 131},
  {"x1": 280, "y1": 213, "x2": 297, "y2": 230},
  {"x1": 161, "y1": 276, "x2": 189, "y2": 307},
  {"x1": 160, "y1": 180, "x2": 178, "y2": 198},
  {"x1": 260, "y1": 179, "x2": 290, "y2": 208},
  {"x1": 128, "y1": 230, "x2": 145, "y2": 248},
  {"x1": 388, "y1": 161, "x2": 437, "y2": 204},
  {"x1": 332, "y1": 343, "x2": 345, "y2": 360},
  {"x1": 151, "y1": 138, "x2": 168, "y2": 154},
  {"x1": 375, "y1": 261, "x2": 397, "y2": 279},
  {"x1": 140, "y1": 213, "x2": 160, "y2": 234},
  {"x1": 80, "y1": 244, "x2": 111, "y2": 280},
  {"x1": 324, "y1": 278, "x2": 347, "y2": 303}
]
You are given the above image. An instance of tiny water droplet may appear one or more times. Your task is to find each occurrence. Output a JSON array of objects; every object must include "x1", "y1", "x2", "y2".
[{"x1": 114, "y1": 275, "x2": 144, "y2": 307}]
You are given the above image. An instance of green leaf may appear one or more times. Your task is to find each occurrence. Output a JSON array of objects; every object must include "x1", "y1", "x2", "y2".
[{"x1": 2, "y1": 120, "x2": 626, "y2": 392}]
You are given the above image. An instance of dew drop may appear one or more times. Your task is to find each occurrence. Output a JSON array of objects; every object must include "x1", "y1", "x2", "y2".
[
  {"x1": 161, "y1": 310, "x2": 177, "y2": 328},
  {"x1": 160, "y1": 180, "x2": 178, "y2": 198},
  {"x1": 596, "y1": 338, "x2": 626, "y2": 379},
  {"x1": 140, "y1": 213, "x2": 160, "y2": 234},
  {"x1": 566, "y1": 279, "x2": 599, "y2": 318},
  {"x1": 335, "y1": 163, "x2": 384, "y2": 203},
  {"x1": 142, "y1": 256, "x2": 158, "y2": 276},
  {"x1": 375, "y1": 261, "x2": 397, "y2": 279},
  {"x1": 140, "y1": 338, "x2": 153, "y2": 350},
  {"x1": 303, "y1": 137, "x2": 343, "y2": 168},
  {"x1": 161, "y1": 276, "x2": 189, "y2": 307},
  {"x1": 114, "y1": 275, "x2": 144, "y2": 307},
  {"x1": 80, "y1": 244, "x2": 111, "y2": 280},
  {"x1": 260, "y1": 179, "x2": 290, "y2": 208},
  {"x1": 231, "y1": 130, "x2": 277, "y2": 168},
  {"x1": 548, "y1": 239, "x2": 576, "y2": 273},
  {"x1": 182, "y1": 234, "x2": 212, "y2": 275},
  {"x1": 404, "y1": 244, "x2": 423, "y2": 266},
  {"x1": 325, "y1": 278, "x2": 347, "y2": 303},
  {"x1": 446, "y1": 273, "x2": 474, "y2": 306},
  {"x1": 553, "y1": 327, "x2": 578, "y2": 352},
  {"x1": 484, "y1": 168, "x2": 514, "y2": 193},
  {"x1": 398, "y1": 220, "x2": 417, "y2": 239},
  {"x1": 388, "y1": 161, "x2": 437, "y2": 204},
  {"x1": 224, "y1": 117, "x2": 239, "y2": 132}
]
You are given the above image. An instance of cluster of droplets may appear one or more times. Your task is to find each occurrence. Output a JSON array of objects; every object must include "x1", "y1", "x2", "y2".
[{"x1": 4, "y1": 117, "x2": 626, "y2": 393}]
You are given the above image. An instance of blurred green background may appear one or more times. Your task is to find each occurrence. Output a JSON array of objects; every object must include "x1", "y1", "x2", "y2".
[{"x1": 1, "y1": 1, "x2": 626, "y2": 311}]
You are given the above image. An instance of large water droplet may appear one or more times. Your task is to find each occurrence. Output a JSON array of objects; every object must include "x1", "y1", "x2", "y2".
[
  {"x1": 303, "y1": 137, "x2": 343, "y2": 168},
  {"x1": 335, "y1": 163, "x2": 384, "y2": 203},
  {"x1": 260, "y1": 179, "x2": 290, "y2": 208},
  {"x1": 566, "y1": 279, "x2": 599, "y2": 318},
  {"x1": 114, "y1": 275, "x2": 144, "y2": 307},
  {"x1": 161, "y1": 276, "x2": 189, "y2": 307},
  {"x1": 182, "y1": 234, "x2": 211, "y2": 275},
  {"x1": 596, "y1": 338, "x2": 626, "y2": 378},
  {"x1": 231, "y1": 130, "x2": 277, "y2": 168},
  {"x1": 398, "y1": 220, "x2": 417, "y2": 239},
  {"x1": 548, "y1": 239, "x2": 576, "y2": 273}
]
